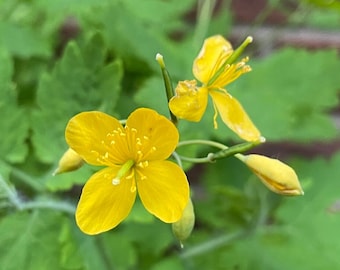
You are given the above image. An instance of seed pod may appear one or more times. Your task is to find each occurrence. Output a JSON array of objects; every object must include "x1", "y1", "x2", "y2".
[
  {"x1": 172, "y1": 197, "x2": 195, "y2": 248},
  {"x1": 53, "y1": 148, "x2": 84, "y2": 175}
]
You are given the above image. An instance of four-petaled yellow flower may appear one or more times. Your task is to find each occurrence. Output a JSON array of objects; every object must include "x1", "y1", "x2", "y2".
[
  {"x1": 65, "y1": 108, "x2": 189, "y2": 235},
  {"x1": 169, "y1": 35, "x2": 261, "y2": 142}
]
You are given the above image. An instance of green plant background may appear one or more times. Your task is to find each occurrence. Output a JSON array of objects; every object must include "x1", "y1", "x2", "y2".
[{"x1": 1, "y1": 0, "x2": 340, "y2": 269}]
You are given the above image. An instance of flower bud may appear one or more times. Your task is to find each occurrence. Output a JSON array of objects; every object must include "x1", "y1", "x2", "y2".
[
  {"x1": 53, "y1": 148, "x2": 84, "y2": 175},
  {"x1": 172, "y1": 197, "x2": 195, "y2": 247},
  {"x1": 237, "y1": 154, "x2": 304, "y2": 196}
]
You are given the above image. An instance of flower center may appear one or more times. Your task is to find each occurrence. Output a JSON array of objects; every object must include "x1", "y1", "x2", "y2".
[
  {"x1": 126, "y1": 126, "x2": 157, "y2": 162},
  {"x1": 112, "y1": 159, "x2": 135, "y2": 185}
]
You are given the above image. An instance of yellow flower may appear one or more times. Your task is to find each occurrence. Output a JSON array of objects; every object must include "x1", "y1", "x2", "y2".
[
  {"x1": 65, "y1": 108, "x2": 189, "y2": 235},
  {"x1": 169, "y1": 35, "x2": 261, "y2": 142},
  {"x1": 237, "y1": 154, "x2": 304, "y2": 196}
]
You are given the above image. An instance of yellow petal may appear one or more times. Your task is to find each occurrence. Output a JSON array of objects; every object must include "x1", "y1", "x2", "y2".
[
  {"x1": 239, "y1": 154, "x2": 304, "y2": 196},
  {"x1": 209, "y1": 90, "x2": 261, "y2": 142},
  {"x1": 193, "y1": 35, "x2": 233, "y2": 84},
  {"x1": 137, "y1": 160, "x2": 189, "y2": 223},
  {"x1": 125, "y1": 108, "x2": 179, "y2": 161},
  {"x1": 65, "y1": 111, "x2": 129, "y2": 166},
  {"x1": 169, "y1": 81, "x2": 208, "y2": 122},
  {"x1": 76, "y1": 166, "x2": 136, "y2": 235}
]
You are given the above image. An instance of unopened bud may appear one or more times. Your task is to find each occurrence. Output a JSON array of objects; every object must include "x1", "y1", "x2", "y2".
[
  {"x1": 172, "y1": 197, "x2": 195, "y2": 248},
  {"x1": 237, "y1": 154, "x2": 304, "y2": 196},
  {"x1": 53, "y1": 148, "x2": 84, "y2": 175}
]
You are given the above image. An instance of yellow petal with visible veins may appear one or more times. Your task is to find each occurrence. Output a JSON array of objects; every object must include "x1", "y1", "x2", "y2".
[
  {"x1": 65, "y1": 111, "x2": 129, "y2": 166},
  {"x1": 125, "y1": 108, "x2": 179, "y2": 161},
  {"x1": 209, "y1": 89, "x2": 261, "y2": 142},
  {"x1": 137, "y1": 160, "x2": 189, "y2": 223},
  {"x1": 76, "y1": 166, "x2": 136, "y2": 235},
  {"x1": 193, "y1": 35, "x2": 233, "y2": 85}
]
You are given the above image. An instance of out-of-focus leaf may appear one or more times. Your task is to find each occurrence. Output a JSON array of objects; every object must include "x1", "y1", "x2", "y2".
[
  {"x1": 0, "y1": 210, "x2": 83, "y2": 270},
  {"x1": 46, "y1": 165, "x2": 93, "y2": 192},
  {"x1": 123, "y1": 0, "x2": 196, "y2": 33},
  {"x1": 0, "y1": 22, "x2": 50, "y2": 58},
  {"x1": 0, "y1": 49, "x2": 29, "y2": 164},
  {"x1": 150, "y1": 257, "x2": 185, "y2": 270},
  {"x1": 100, "y1": 231, "x2": 137, "y2": 270},
  {"x1": 31, "y1": 33, "x2": 123, "y2": 164},
  {"x1": 233, "y1": 48, "x2": 340, "y2": 142},
  {"x1": 86, "y1": 1, "x2": 192, "y2": 76}
]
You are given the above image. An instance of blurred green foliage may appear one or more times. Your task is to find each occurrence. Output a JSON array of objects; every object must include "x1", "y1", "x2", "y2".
[{"x1": 1, "y1": 0, "x2": 340, "y2": 269}]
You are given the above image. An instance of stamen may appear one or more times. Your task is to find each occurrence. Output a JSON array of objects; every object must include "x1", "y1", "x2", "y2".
[
  {"x1": 137, "y1": 161, "x2": 149, "y2": 169},
  {"x1": 130, "y1": 184, "x2": 136, "y2": 193},
  {"x1": 136, "y1": 138, "x2": 142, "y2": 146},
  {"x1": 126, "y1": 170, "x2": 135, "y2": 179},
  {"x1": 136, "y1": 169, "x2": 147, "y2": 181}
]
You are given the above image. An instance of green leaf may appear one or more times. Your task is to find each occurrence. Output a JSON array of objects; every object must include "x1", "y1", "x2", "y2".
[
  {"x1": 0, "y1": 49, "x2": 29, "y2": 164},
  {"x1": 100, "y1": 231, "x2": 137, "y2": 270},
  {"x1": 0, "y1": 210, "x2": 83, "y2": 270},
  {"x1": 0, "y1": 22, "x2": 50, "y2": 58},
  {"x1": 45, "y1": 165, "x2": 93, "y2": 192},
  {"x1": 234, "y1": 48, "x2": 340, "y2": 142},
  {"x1": 30, "y1": 34, "x2": 123, "y2": 164},
  {"x1": 87, "y1": 1, "x2": 193, "y2": 76}
]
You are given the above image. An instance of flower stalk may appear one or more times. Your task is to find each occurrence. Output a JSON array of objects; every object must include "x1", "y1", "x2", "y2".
[{"x1": 156, "y1": 53, "x2": 178, "y2": 125}]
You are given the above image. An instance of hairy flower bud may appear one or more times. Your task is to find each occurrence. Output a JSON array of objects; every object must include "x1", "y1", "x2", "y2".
[
  {"x1": 172, "y1": 197, "x2": 195, "y2": 247},
  {"x1": 53, "y1": 148, "x2": 84, "y2": 175},
  {"x1": 237, "y1": 154, "x2": 304, "y2": 196}
]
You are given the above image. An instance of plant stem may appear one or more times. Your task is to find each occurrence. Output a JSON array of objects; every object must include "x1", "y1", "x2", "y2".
[
  {"x1": 176, "y1": 139, "x2": 263, "y2": 164},
  {"x1": 156, "y1": 53, "x2": 178, "y2": 125},
  {"x1": 180, "y1": 230, "x2": 246, "y2": 259},
  {"x1": 21, "y1": 200, "x2": 75, "y2": 214}
]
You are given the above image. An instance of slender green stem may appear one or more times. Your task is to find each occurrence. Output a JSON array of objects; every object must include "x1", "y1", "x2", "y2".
[
  {"x1": 177, "y1": 139, "x2": 227, "y2": 150},
  {"x1": 172, "y1": 151, "x2": 184, "y2": 168},
  {"x1": 176, "y1": 139, "x2": 263, "y2": 164},
  {"x1": 156, "y1": 53, "x2": 177, "y2": 125},
  {"x1": 0, "y1": 175, "x2": 22, "y2": 209},
  {"x1": 180, "y1": 229, "x2": 246, "y2": 259},
  {"x1": 211, "y1": 141, "x2": 261, "y2": 161},
  {"x1": 193, "y1": 0, "x2": 216, "y2": 47},
  {"x1": 0, "y1": 175, "x2": 75, "y2": 214},
  {"x1": 21, "y1": 200, "x2": 76, "y2": 214},
  {"x1": 176, "y1": 154, "x2": 215, "y2": 164},
  {"x1": 0, "y1": 161, "x2": 45, "y2": 192}
]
